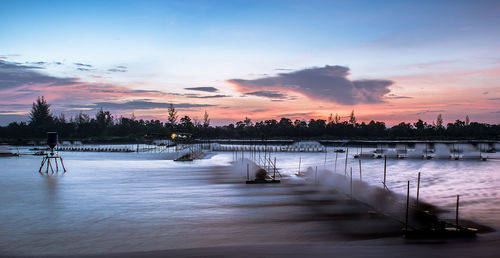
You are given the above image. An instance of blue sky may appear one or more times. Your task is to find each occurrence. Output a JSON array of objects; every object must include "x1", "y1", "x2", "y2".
[{"x1": 1, "y1": 0, "x2": 499, "y2": 125}]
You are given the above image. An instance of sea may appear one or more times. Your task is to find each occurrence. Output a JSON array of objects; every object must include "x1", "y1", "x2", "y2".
[{"x1": 0, "y1": 144, "x2": 499, "y2": 255}]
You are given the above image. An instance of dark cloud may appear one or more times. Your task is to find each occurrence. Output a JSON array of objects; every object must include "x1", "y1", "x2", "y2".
[
  {"x1": 0, "y1": 60, "x2": 79, "y2": 90},
  {"x1": 415, "y1": 110, "x2": 444, "y2": 115},
  {"x1": 71, "y1": 100, "x2": 215, "y2": 110},
  {"x1": 184, "y1": 87, "x2": 219, "y2": 93},
  {"x1": 0, "y1": 54, "x2": 21, "y2": 60},
  {"x1": 74, "y1": 62, "x2": 92, "y2": 68},
  {"x1": 77, "y1": 68, "x2": 92, "y2": 71},
  {"x1": 0, "y1": 103, "x2": 32, "y2": 109},
  {"x1": 279, "y1": 112, "x2": 314, "y2": 117},
  {"x1": 0, "y1": 111, "x2": 19, "y2": 114},
  {"x1": 488, "y1": 97, "x2": 500, "y2": 100},
  {"x1": 27, "y1": 61, "x2": 48, "y2": 66},
  {"x1": 189, "y1": 94, "x2": 229, "y2": 99},
  {"x1": 249, "y1": 108, "x2": 271, "y2": 113},
  {"x1": 131, "y1": 89, "x2": 167, "y2": 95},
  {"x1": 86, "y1": 87, "x2": 171, "y2": 96},
  {"x1": 108, "y1": 68, "x2": 127, "y2": 72},
  {"x1": 0, "y1": 60, "x2": 42, "y2": 69},
  {"x1": 108, "y1": 65, "x2": 127, "y2": 73},
  {"x1": 245, "y1": 90, "x2": 287, "y2": 99},
  {"x1": 386, "y1": 93, "x2": 413, "y2": 99},
  {"x1": 229, "y1": 65, "x2": 393, "y2": 105}
]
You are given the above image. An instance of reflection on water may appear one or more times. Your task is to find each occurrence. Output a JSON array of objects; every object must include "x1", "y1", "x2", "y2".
[
  {"x1": 43, "y1": 176, "x2": 59, "y2": 203},
  {"x1": 0, "y1": 147, "x2": 499, "y2": 255}
]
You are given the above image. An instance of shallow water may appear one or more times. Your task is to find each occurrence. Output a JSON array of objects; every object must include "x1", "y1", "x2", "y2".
[
  {"x1": 247, "y1": 147, "x2": 500, "y2": 224},
  {"x1": 0, "y1": 146, "x2": 499, "y2": 255}
]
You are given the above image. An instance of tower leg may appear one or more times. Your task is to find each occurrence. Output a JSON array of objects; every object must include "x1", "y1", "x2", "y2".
[
  {"x1": 46, "y1": 159, "x2": 50, "y2": 174},
  {"x1": 60, "y1": 157, "x2": 67, "y2": 172},
  {"x1": 39, "y1": 157, "x2": 47, "y2": 174},
  {"x1": 55, "y1": 158, "x2": 59, "y2": 173},
  {"x1": 48, "y1": 159, "x2": 55, "y2": 174}
]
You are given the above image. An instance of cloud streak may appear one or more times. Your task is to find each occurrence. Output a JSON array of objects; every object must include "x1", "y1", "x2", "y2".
[
  {"x1": 0, "y1": 59, "x2": 79, "y2": 90},
  {"x1": 108, "y1": 65, "x2": 127, "y2": 73},
  {"x1": 244, "y1": 90, "x2": 287, "y2": 99},
  {"x1": 72, "y1": 100, "x2": 215, "y2": 110},
  {"x1": 74, "y1": 62, "x2": 92, "y2": 68},
  {"x1": 229, "y1": 65, "x2": 393, "y2": 105},
  {"x1": 188, "y1": 94, "x2": 229, "y2": 99},
  {"x1": 184, "y1": 87, "x2": 219, "y2": 92},
  {"x1": 386, "y1": 93, "x2": 413, "y2": 99},
  {"x1": 415, "y1": 110, "x2": 444, "y2": 115}
]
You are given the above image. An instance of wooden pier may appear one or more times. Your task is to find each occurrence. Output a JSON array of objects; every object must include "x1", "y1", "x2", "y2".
[{"x1": 213, "y1": 144, "x2": 326, "y2": 153}]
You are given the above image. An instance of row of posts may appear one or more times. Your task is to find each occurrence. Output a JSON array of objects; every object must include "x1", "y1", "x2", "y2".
[{"x1": 237, "y1": 145, "x2": 463, "y2": 232}]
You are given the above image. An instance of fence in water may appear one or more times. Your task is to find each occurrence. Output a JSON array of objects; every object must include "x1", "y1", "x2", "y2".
[{"x1": 212, "y1": 144, "x2": 326, "y2": 153}]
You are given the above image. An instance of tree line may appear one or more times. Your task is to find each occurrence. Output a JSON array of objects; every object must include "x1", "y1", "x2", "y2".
[{"x1": 1, "y1": 96, "x2": 499, "y2": 143}]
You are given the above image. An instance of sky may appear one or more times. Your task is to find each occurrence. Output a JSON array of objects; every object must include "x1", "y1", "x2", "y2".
[{"x1": 1, "y1": 0, "x2": 499, "y2": 126}]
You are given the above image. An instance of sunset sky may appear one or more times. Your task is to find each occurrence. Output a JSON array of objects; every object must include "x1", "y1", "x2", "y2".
[{"x1": 1, "y1": 0, "x2": 499, "y2": 126}]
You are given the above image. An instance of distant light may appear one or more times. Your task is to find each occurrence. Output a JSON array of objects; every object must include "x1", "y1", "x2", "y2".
[{"x1": 171, "y1": 133, "x2": 177, "y2": 139}]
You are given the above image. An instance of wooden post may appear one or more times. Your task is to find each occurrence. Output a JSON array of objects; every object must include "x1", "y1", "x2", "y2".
[
  {"x1": 334, "y1": 152, "x2": 338, "y2": 173},
  {"x1": 324, "y1": 148, "x2": 327, "y2": 167},
  {"x1": 274, "y1": 157, "x2": 277, "y2": 179},
  {"x1": 264, "y1": 147, "x2": 267, "y2": 170},
  {"x1": 456, "y1": 195, "x2": 460, "y2": 229},
  {"x1": 298, "y1": 157, "x2": 301, "y2": 175},
  {"x1": 383, "y1": 156, "x2": 387, "y2": 189},
  {"x1": 344, "y1": 149, "x2": 348, "y2": 176},
  {"x1": 315, "y1": 166, "x2": 318, "y2": 184},
  {"x1": 350, "y1": 168, "x2": 353, "y2": 199},
  {"x1": 416, "y1": 172, "x2": 421, "y2": 207},
  {"x1": 406, "y1": 181, "x2": 410, "y2": 232},
  {"x1": 358, "y1": 159, "x2": 362, "y2": 181}
]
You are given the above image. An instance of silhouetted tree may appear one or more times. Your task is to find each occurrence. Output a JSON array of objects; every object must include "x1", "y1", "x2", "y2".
[
  {"x1": 95, "y1": 108, "x2": 113, "y2": 133},
  {"x1": 2, "y1": 96, "x2": 499, "y2": 142},
  {"x1": 244, "y1": 117, "x2": 253, "y2": 126},
  {"x1": 29, "y1": 96, "x2": 53, "y2": 128},
  {"x1": 436, "y1": 114, "x2": 443, "y2": 128},
  {"x1": 179, "y1": 115, "x2": 194, "y2": 130},
  {"x1": 389, "y1": 122, "x2": 414, "y2": 138},
  {"x1": 279, "y1": 118, "x2": 293, "y2": 128},
  {"x1": 203, "y1": 110, "x2": 210, "y2": 128},
  {"x1": 334, "y1": 113, "x2": 341, "y2": 124},
  {"x1": 349, "y1": 110, "x2": 357, "y2": 125},
  {"x1": 167, "y1": 104, "x2": 178, "y2": 125}
]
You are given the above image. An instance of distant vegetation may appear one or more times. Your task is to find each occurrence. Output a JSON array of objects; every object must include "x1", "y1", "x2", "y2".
[{"x1": 1, "y1": 97, "x2": 499, "y2": 143}]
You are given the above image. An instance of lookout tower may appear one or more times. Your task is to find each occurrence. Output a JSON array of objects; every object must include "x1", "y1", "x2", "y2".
[{"x1": 39, "y1": 132, "x2": 66, "y2": 174}]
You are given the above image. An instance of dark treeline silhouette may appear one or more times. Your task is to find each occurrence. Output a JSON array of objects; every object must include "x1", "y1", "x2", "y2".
[{"x1": 1, "y1": 97, "x2": 499, "y2": 143}]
